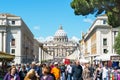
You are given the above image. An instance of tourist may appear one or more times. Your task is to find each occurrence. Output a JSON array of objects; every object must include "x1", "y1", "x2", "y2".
[
  {"x1": 83, "y1": 63, "x2": 91, "y2": 80},
  {"x1": 60, "y1": 63, "x2": 66, "y2": 80},
  {"x1": 88, "y1": 64, "x2": 95, "y2": 80},
  {"x1": 72, "y1": 60, "x2": 83, "y2": 80},
  {"x1": 24, "y1": 69, "x2": 39, "y2": 80},
  {"x1": 51, "y1": 62, "x2": 61, "y2": 80},
  {"x1": 19, "y1": 64, "x2": 27, "y2": 80},
  {"x1": 94, "y1": 64, "x2": 102, "y2": 80},
  {"x1": 4, "y1": 65, "x2": 20, "y2": 80},
  {"x1": 40, "y1": 66, "x2": 55, "y2": 80},
  {"x1": 102, "y1": 63, "x2": 108, "y2": 80},
  {"x1": 66, "y1": 62, "x2": 72, "y2": 80}
]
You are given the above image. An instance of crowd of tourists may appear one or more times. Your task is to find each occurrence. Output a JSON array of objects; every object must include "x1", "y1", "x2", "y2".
[{"x1": 3, "y1": 60, "x2": 120, "y2": 80}]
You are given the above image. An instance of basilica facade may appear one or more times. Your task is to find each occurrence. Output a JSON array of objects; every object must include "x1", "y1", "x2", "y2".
[{"x1": 43, "y1": 26, "x2": 79, "y2": 60}]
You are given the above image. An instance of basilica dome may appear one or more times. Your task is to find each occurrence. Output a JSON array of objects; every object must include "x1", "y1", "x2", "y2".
[
  {"x1": 54, "y1": 26, "x2": 68, "y2": 42},
  {"x1": 54, "y1": 26, "x2": 67, "y2": 37}
]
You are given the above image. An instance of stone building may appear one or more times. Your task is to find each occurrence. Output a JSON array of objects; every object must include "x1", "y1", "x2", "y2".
[
  {"x1": 0, "y1": 13, "x2": 34, "y2": 64},
  {"x1": 79, "y1": 15, "x2": 119, "y2": 62}
]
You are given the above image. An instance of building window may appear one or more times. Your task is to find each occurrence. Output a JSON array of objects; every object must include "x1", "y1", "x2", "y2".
[
  {"x1": 11, "y1": 49, "x2": 15, "y2": 54},
  {"x1": 103, "y1": 49, "x2": 108, "y2": 53},
  {"x1": 11, "y1": 38, "x2": 15, "y2": 46},
  {"x1": 114, "y1": 31, "x2": 117, "y2": 35},
  {"x1": 103, "y1": 38, "x2": 107, "y2": 45},
  {"x1": 114, "y1": 31, "x2": 118, "y2": 37},
  {"x1": 12, "y1": 21, "x2": 15, "y2": 25},
  {"x1": 103, "y1": 20, "x2": 107, "y2": 24}
]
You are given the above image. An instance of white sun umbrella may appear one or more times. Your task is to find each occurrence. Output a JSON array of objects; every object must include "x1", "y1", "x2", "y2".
[
  {"x1": 94, "y1": 53, "x2": 119, "y2": 61},
  {"x1": 94, "y1": 56, "x2": 102, "y2": 61},
  {"x1": 79, "y1": 58, "x2": 89, "y2": 63}
]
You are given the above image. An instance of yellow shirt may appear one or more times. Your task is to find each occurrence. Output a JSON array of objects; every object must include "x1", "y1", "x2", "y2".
[{"x1": 51, "y1": 67, "x2": 60, "y2": 80}]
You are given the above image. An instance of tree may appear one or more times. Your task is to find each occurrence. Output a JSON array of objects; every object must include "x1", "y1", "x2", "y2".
[
  {"x1": 71, "y1": 0, "x2": 120, "y2": 27},
  {"x1": 114, "y1": 29, "x2": 120, "y2": 55}
]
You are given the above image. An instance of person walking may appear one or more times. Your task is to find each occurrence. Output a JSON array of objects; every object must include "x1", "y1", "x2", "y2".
[
  {"x1": 83, "y1": 63, "x2": 91, "y2": 80},
  {"x1": 51, "y1": 62, "x2": 61, "y2": 80},
  {"x1": 89, "y1": 64, "x2": 95, "y2": 80},
  {"x1": 66, "y1": 63, "x2": 72, "y2": 80},
  {"x1": 24, "y1": 69, "x2": 39, "y2": 80},
  {"x1": 19, "y1": 64, "x2": 27, "y2": 80},
  {"x1": 60, "y1": 63, "x2": 66, "y2": 80},
  {"x1": 102, "y1": 64, "x2": 108, "y2": 80},
  {"x1": 40, "y1": 66, "x2": 55, "y2": 80},
  {"x1": 72, "y1": 60, "x2": 83, "y2": 80},
  {"x1": 94, "y1": 64, "x2": 102, "y2": 80},
  {"x1": 4, "y1": 65, "x2": 20, "y2": 80}
]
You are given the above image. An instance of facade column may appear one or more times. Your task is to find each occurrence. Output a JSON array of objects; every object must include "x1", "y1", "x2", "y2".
[
  {"x1": 42, "y1": 50, "x2": 44, "y2": 61},
  {"x1": 41, "y1": 50, "x2": 43, "y2": 62},
  {"x1": 54, "y1": 48, "x2": 56, "y2": 58},
  {"x1": 65, "y1": 49, "x2": 67, "y2": 56},
  {"x1": 58, "y1": 48, "x2": 59, "y2": 57},
  {"x1": 62, "y1": 48, "x2": 63, "y2": 57},
  {"x1": 63, "y1": 49, "x2": 65, "y2": 56},
  {"x1": 53, "y1": 51, "x2": 55, "y2": 59},
  {"x1": 0, "y1": 31, "x2": 6, "y2": 52},
  {"x1": 44, "y1": 51, "x2": 46, "y2": 61},
  {"x1": 39, "y1": 47, "x2": 42, "y2": 63},
  {"x1": 43, "y1": 50, "x2": 44, "y2": 61},
  {"x1": 0, "y1": 33, "x2": 1, "y2": 51},
  {"x1": 1, "y1": 31, "x2": 4, "y2": 52},
  {"x1": 3, "y1": 32, "x2": 6, "y2": 52},
  {"x1": 56, "y1": 48, "x2": 58, "y2": 57},
  {"x1": 5, "y1": 30, "x2": 8, "y2": 53}
]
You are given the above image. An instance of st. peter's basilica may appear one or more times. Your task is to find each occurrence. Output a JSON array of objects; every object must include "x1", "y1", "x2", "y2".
[{"x1": 43, "y1": 26, "x2": 80, "y2": 60}]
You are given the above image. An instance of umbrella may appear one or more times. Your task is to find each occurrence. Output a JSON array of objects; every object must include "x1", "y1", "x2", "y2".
[
  {"x1": 79, "y1": 58, "x2": 89, "y2": 63},
  {"x1": 94, "y1": 53, "x2": 118, "y2": 61}
]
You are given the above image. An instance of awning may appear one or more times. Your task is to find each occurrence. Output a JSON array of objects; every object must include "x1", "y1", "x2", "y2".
[
  {"x1": 0, "y1": 51, "x2": 15, "y2": 61},
  {"x1": 110, "y1": 56, "x2": 120, "y2": 61},
  {"x1": 94, "y1": 53, "x2": 118, "y2": 61}
]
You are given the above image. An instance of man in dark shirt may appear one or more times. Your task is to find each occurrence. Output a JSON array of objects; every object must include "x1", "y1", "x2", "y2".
[{"x1": 72, "y1": 60, "x2": 83, "y2": 80}]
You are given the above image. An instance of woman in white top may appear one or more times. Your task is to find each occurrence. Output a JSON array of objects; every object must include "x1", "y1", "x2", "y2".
[{"x1": 102, "y1": 63, "x2": 108, "y2": 80}]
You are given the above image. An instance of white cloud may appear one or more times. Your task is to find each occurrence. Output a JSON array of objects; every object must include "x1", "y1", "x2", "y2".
[
  {"x1": 36, "y1": 36, "x2": 53, "y2": 42},
  {"x1": 36, "y1": 37, "x2": 45, "y2": 42},
  {"x1": 83, "y1": 18, "x2": 93, "y2": 24},
  {"x1": 33, "y1": 26, "x2": 40, "y2": 30},
  {"x1": 70, "y1": 36, "x2": 80, "y2": 42},
  {"x1": 45, "y1": 36, "x2": 54, "y2": 41}
]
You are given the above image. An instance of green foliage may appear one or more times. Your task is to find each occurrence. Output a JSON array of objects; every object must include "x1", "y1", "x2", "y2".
[
  {"x1": 114, "y1": 29, "x2": 120, "y2": 55},
  {"x1": 71, "y1": 0, "x2": 120, "y2": 27},
  {"x1": 107, "y1": 12, "x2": 120, "y2": 27}
]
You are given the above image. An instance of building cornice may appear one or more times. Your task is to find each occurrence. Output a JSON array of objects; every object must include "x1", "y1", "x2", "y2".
[{"x1": 84, "y1": 25, "x2": 111, "y2": 41}]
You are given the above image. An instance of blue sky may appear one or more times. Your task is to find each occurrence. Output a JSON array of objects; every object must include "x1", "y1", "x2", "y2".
[{"x1": 0, "y1": 0, "x2": 96, "y2": 41}]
